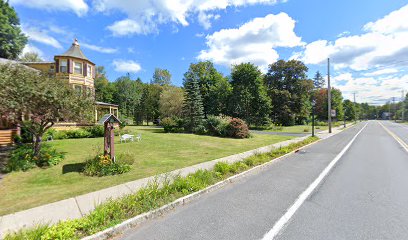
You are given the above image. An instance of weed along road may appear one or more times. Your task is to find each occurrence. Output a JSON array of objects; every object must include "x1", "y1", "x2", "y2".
[{"x1": 118, "y1": 121, "x2": 408, "y2": 240}]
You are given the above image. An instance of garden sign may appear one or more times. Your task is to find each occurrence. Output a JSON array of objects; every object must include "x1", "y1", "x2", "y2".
[{"x1": 98, "y1": 114, "x2": 121, "y2": 162}]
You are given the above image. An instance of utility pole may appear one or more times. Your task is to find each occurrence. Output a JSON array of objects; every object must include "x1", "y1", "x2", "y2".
[
  {"x1": 402, "y1": 90, "x2": 405, "y2": 122},
  {"x1": 392, "y1": 97, "x2": 396, "y2": 122},
  {"x1": 327, "y1": 58, "x2": 332, "y2": 133},
  {"x1": 353, "y1": 92, "x2": 357, "y2": 123}
]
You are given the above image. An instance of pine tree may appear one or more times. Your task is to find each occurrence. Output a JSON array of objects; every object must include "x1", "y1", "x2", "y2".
[
  {"x1": 183, "y1": 66, "x2": 204, "y2": 133},
  {"x1": 313, "y1": 71, "x2": 325, "y2": 89}
]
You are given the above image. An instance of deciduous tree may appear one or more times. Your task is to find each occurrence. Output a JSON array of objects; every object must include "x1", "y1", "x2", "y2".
[
  {"x1": 0, "y1": 63, "x2": 93, "y2": 156},
  {"x1": 151, "y1": 68, "x2": 172, "y2": 86},
  {"x1": 0, "y1": 0, "x2": 27, "y2": 59}
]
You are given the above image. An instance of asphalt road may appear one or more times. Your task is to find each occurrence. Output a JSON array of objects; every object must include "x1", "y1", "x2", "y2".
[{"x1": 119, "y1": 121, "x2": 408, "y2": 240}]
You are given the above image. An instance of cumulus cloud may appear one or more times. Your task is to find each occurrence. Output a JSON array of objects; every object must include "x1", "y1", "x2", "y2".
[
  {"x1": 293, "y1": 4, "x2": 408, "y2": 71},
  {"x1": 22, "y1": 26, "x2": 63, "y2": 49},
  {"x1": 113, "y1": 60, "x2": 142, "y2": 73},
  {"x1": 9, "y1": 0, "x2": 88, "y2": 16},
  {"x1": 81, "y1": 43, "x2": 118, "y2": 54},
  {"x1": 198, "y1": 13, "x2": 303, "y2": 70},
  {"x1": 93, "y1": 0, "x2": 282, "y2": 36}
]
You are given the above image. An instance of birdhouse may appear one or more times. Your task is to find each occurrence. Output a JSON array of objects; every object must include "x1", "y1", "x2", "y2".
[{"x1": 98, "y1": 114, "x2": 121, "y2": 162}]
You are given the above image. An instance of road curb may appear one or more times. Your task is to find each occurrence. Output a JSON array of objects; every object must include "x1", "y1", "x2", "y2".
[{"x1": 81, "y1": 128, "x2": 352, "y2": 240}]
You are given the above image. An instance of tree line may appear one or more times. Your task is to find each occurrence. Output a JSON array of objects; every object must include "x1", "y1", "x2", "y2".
[{"x1": 96, "y1": 60, "x2": 365, "y2": 130}]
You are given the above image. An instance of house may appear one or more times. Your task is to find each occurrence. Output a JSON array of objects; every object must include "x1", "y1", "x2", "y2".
[{"x1": 0, "y1": 39, "x2": 119, "y2": 145}]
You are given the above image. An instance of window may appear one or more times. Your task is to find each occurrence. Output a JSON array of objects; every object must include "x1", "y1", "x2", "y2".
[
  {"x1": 74, "y1": 62, "x2": 82, "y2": 74},
  {"x1": 60, "y1": 60, "x2": 67, "y2": 73},
  {"x1": 87, "y1": 65, "x2": 92, "y2": 77}
]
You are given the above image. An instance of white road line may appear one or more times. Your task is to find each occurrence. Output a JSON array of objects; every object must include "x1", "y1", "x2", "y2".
[
  {"x1": 261, "y1": 122, "x2": 368, "y2": 240},
  {"x1": 378, "y1": 121, "x2": 408, "y2": 153}
]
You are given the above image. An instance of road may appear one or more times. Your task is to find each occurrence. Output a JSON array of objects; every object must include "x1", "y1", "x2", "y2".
[{"x1": 119, "y1": 121, "x2": 408, "y2": 240}]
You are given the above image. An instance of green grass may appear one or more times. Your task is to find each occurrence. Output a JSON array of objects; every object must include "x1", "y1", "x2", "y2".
[
  {"x1": 260, "y1": 125, "x2": 329, "y2": 133},
  {"x1": 5, "y1": 137, "x2": 318, "y2": 240},
  {"x1": 0, "y1": 126, "x2": 293, "y2": 216}
]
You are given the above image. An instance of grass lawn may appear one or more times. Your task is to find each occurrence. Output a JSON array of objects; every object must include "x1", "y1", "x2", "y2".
[
  {"x1": 259, "y1": 125, "x2": 329, "y2": 133},
  {"x1": 0, "y1": 126, "x2": 293, "y2": 216}
]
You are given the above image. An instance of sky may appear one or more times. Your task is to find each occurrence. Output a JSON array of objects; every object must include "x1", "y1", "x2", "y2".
[{"x1": 9, "y1": 0, "x2": 408, "y2": 105}]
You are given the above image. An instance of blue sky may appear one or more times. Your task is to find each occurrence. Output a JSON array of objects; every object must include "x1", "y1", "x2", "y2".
[{"x1": 9, "y1": 0, "x2": 408, "y2": 104}]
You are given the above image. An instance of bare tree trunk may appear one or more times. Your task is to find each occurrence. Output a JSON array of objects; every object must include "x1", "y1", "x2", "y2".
[{"x1": 33, "y1": 134, "x2": 42, "y2": 157}]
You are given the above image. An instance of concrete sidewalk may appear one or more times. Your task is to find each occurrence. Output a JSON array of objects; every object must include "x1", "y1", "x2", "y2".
[{"x1": 0, "y1": 125, "x2": 348, "y2": 237}]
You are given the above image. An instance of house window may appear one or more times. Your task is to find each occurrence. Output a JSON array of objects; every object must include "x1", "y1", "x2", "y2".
[
  {"x1": 74, "y1": 62, "x2": 82, "y2": 74},
  {"x1": 60, "y1": 60, "x2": 67, "y2": 73},
  {"x1": 87, "y1": 65, "x2": 92, "y2": 77}
]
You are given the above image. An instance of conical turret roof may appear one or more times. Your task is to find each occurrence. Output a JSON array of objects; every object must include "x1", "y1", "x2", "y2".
[{"x1": 56, "y1": 39, "x2": 91, "y2": 62}]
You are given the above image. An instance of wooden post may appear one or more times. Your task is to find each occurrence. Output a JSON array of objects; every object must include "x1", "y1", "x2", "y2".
[{"x1": 110, "y1": 122, "x2": 115, "y2": 162}]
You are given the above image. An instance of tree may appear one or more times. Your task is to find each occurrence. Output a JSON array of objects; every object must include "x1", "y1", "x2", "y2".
[
  {"x1": 140, "y1": 84, "x2": 162, "y2": 125},
  {"x1": 95, "y1": 66, "x2": 115, "y2": 103},
  {"x1": 19, "y1": 52, "x2": 43, "y2": 62},
  {"x1": 113, "y1": 74, "x2": 143, "y2": 120},
  {"x1": 314, "y1": 88, "x2": 344, "y2": 121},
  {"x1": 313, "y1": 71, "x2": 325, "y2": 89},
  {"x1": 159, "y1": 86, "x2": 184, "y2": 118},
  {"x1": 343, "y1": 99, "x2": 356, "y2": 121},
  {"x1": 151, "y1": 68, "x2": 172, "y2": 86},
  {"x1": 0, "y1": 0, "x2": 28, "y2": 59},
  {"x1": 184, "y1": 61, "x2": 232, "y2": 117},
  {"x1": 183, "y1": 67, "x2": 204, "y2": 132},
  {"x1": 229, "y1": 63, "x2": 271, "y2": 126},
  {"x1": 0, "y1": 63, "x2": 93, "y2": 156},
  {"x1": 265, "y1": 60, "x2": 314, "y2": 125}
]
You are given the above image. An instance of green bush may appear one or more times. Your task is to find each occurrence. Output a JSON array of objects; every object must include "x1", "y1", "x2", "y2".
[
  {"x1": 83, "y1": 154, "x2": 131, "y2": 177},
  {"x1": 161, "y1": 117, "x2": 184, "y2": 133},
  {"x1": 84, "y1": 125, "x2": 105, "y2": 138},
  {"x1": 206, "y1": 115, "x2": 231, "y2": 136},
  {"x1": 3, "y1": 144, "x2": 64, "y2": 172},
  {"x1": 225, "y1": 118, "x2": 250, "y2": 138}
]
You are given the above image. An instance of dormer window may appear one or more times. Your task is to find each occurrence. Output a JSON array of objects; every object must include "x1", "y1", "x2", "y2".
[
  {"x1": 60, "y1": 60, "x2": 67, "y2": 73},
  {"x1": 87, "y1": 65, "x2": 92, "y2": 77},
  {"x1": 74, "y1": 62, "x2": 83, "y2": 74}
]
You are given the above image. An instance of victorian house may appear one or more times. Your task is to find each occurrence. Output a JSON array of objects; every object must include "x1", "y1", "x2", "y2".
[{"x1": 0, "y1": 39, "x2": 119, "y2": 146}]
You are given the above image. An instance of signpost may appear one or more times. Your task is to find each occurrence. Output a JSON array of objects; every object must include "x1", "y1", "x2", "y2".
[{"x1": 98, "y1": 114, "x2": 121, "y2": 162}]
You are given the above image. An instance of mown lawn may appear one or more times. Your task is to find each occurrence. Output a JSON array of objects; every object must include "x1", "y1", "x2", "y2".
[
  {"x1": 0, "y1": 126, "x2": 293, "y2": 216},
  {"x1": 260, "y1": 125, "x2": 329, "y2": 133}
]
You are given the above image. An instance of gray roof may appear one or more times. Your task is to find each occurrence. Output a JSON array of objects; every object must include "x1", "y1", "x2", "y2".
[
  {"x1": 56, "y1": 39, "x2": 90, "y2": 62},
  {"x1": 0, "y1": 58, "x2": 40, "y2": 72}
]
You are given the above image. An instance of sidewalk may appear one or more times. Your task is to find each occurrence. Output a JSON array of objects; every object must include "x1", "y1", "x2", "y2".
[{"x1": 0, "y1": 124, "x2": 350, "y2": 237}]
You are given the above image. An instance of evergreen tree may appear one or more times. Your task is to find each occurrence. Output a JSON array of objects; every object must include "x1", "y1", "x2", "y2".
[
  {"x1": 313, "y1": 71, "x2": 325, "y2": 89},
  {"x1": 0, "y1": 0, "x2": 27, "y2": 59},
  {"x1": 183, "y1": 66, "x2": 204, "y2": 133}
]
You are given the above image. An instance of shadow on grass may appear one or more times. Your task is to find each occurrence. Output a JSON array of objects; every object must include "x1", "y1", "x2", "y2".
[{"x1": 62, "y1": 163, "x2": 85, "y2": 174}]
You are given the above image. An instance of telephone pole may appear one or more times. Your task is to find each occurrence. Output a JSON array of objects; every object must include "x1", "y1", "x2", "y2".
[
  {"x1": 353, "y1": 92, "x2": 357, "y2": 123},
  {"x1": 327, "y1": 58, "x2": 332, "y2": 133},
  {"x1": 392, "y1": 97, "x2": 396, "y2": 122},
  {"x1": 402, "y1": 90, "x2": 405, "y2": 122}
]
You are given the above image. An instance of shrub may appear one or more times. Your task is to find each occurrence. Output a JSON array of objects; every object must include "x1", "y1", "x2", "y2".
[
  {"x1": 161, "y1": 117, "x2": 184, "y2": 133},
  {"x1": 206, "y1": 115, "x2": 231, "y2": 136},
  {"x1": 84, "y1": 125, "x2": 105, "y2": 138},
  {"x1": 3, "y1": 144, "x2": 64, "y2": 172},
  {"x1": 225, "y1": 118, "x2": 250, "y2": 138},
  {"x1": 83, "y1": 154, "x2": 131, "y2": 177}
]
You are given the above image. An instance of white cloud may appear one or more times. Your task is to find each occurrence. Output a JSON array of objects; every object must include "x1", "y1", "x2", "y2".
[
  {"x1": 363, "y1": 68, "x2": 399, "y2": 77},
  {"x1": 294, "y1": 4, "x2": 408, "y2": 71},
  {"x1": 198, "y1": 13, "x2": 303, "y2": 70},
  {"x1": 22, "y1": 26, "x2": 62, "y2": 49},
  {"x1": 81, "y1": 43, "x2": 118, "y2": 54},
  {"x1": 112, "y1": 60, "x2": 142, "y2": 73},
  {"x1": 93, "y1": 0, "x2": 282, "y2": 36},
  {"x1": 21, "y1": 44, "x2": 45, "y2": 59},
  {"x1": 9, "y1": 0, "x2": 88, "y2": 16}
]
